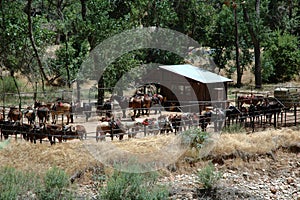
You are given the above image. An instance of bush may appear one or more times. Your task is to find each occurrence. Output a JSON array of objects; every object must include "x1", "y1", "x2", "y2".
[
  {"x1": 0, "y1": 167, "x2": 35, "y2": 199},
  {"x1": 0, "y1": 166, "x2": 74, "y2": 199},
  {"x1": 222, "y1": 123, "x2": 245, "y2": 134},
  {"x1": 197, "y1": 162, "x2": 222, "y2": 190},
  {"x1": 35, "y1": 166, "x2": 74, "y2": 200},
  {"x1": 98, "y1": 169, "x2": 169, "y2": 200},
  {"x1": 180, "y1": 127, "x2": 210, "y2": 150}
]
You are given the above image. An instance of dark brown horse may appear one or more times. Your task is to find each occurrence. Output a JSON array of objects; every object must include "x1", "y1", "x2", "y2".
[
  {"x1": 7, "y1": 107, "x2": 22, "y2": 122},
  {"x1": 34, "y1": 101, "x2": 50, "y2": 125}
]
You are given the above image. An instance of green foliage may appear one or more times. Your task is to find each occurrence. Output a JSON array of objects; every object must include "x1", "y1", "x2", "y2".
[
  {"x1": 0, "y1": 76, "x2": 20, "y2": 94},
  {"x1": 180, "y1": 127, "x2": 210, "y2": 150},
  {"x1": 36, "y1": 166, "x2": 73, "y2": 200},
  {"x1": 0, "y1": 166, "x2": 74, "y2": 200},
  {"x1": 0, "y1": 0, "x2": 300, "y2": 91},
  {"x1": 0, "y1": 139, "x2": 10, "y2": 150},
  {"x1": 197, "y1": 162, "x2": 222, "y2": 190},
  {"x1": 222, "y1": 123, "x2": 245, "y2": 134},
  {"x1": 0, "y1": 167, "x2": 36, "y2": 199},
  {"x1": 262, "y1": 31, "x2": 300, "y2": 83},
  {"x1": 99, "y1": 169, "x2": 169, "y2": 200}
]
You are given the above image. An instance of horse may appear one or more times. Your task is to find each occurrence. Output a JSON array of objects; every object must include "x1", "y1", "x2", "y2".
[
  {"x1": 151, "y1": 94, "x2": 164, "y2": 105},
  {"x1": 7, "y1": 107, "x2": 22, "y2": 122},
  {"x1": 142, "y1": 94, "x2": 152, "y2": 116},
  {"x1": 115, "y1": 118, "x2": 141, "y2": 138},
  {"x1": 51, "y1": 101, "x2": 72, "y2": 125},
  {"x1": 96, "y1": 118, "x2": 125, "y2": 141},
  {"x1": 157, "y1": 115, "x2": 173, "y2": 134},
  {"x1": 34, "y1": 101, "x2": 50, "y2": 125},
  {"x1": 129, "y1": 96, "x2": 143, "y2": 118},
  {"x1": 168, "y1": 114, "x2": 182, "y2": 134},
  {"x1": 151, "y1": 94, "x2": 164, "y2": 114},
  {"x1": 225, "y1": 105, "x2": 242, "y2": 125},
  {"x1": 23, "y1": 107, "x2": 36, "y2": 125},
  {"x1": 26, "y1": 124, "x2": 48, "y2": 144},
  {"x1": 111, "y1": 95, "x2": 129, "y2": 118},
  {"x1": 256, "y1": 97, "x2": 284, "y2": 126},
  {"x1": 50, "y1": 124, "x2": 87, "y2": 143},
  {"x1": 129, "y1": 94, "x2": 152, "y2": 118},
  {"x1": 237, "y1": 95, "x2": 264, "y2": 109},
  {"x1": 199, "y1": 108, "x2": 212, "y2": 132}
]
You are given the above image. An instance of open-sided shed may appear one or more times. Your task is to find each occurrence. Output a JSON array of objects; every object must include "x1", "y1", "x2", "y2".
[{"x1": 142, "y1": 64, "x2": 232, "y2": 111}]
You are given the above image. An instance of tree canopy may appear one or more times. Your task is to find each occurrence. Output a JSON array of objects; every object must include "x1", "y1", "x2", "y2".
[{"x1": 0, "y1": 0, "x2": 299, "y2": 96}]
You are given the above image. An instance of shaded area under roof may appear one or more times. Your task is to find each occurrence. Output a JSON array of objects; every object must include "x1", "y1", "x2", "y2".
[{"x1": 159, "y1": 64, "x2": 232, "y2": 84}]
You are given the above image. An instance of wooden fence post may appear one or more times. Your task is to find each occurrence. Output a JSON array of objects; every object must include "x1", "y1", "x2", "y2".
[{"x1": 294, "y1": 105, "x2": 297, "y2": 126}]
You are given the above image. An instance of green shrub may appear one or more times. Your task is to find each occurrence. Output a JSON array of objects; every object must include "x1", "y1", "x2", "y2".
[
  {"x1": 197, "y1": 162, "x2": 222, "y2": 190},
  {"x1": 0, "y1": 166, "x2": 35, "y2": 199},
  {"x1": 222, "y1": 123, "x2": 245, "y2": 134},
  {"x1": 180, "y1": 127, "x2": 210, "y2": 150},
  {"x1": 0, "y1": 166, "x2": 74, "y2": 200},
  {"x1": 36, "y1": 166, "x2": 74, "y2": 200},
  {"x1": 98, "y1": 169, "x2": 169, "y2": 200}
]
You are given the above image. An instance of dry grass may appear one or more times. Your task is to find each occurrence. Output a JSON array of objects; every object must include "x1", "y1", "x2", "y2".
[
  {"x1": 0, "y1": 140, "x2": 97, "y2": 175},
  {"x1": 0, "y1": 128, "x2": 299, "y2": 176},
  {"x1": 212, "y1": 128, "x2": 300, "y2": 156}
]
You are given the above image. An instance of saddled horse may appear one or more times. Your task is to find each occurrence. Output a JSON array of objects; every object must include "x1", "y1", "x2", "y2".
[
  {"x1": 96, "y1": 118, "x2": 125, "y2": 141},
  {"x1": 51, "y1": 101, "x2": 72, "y2": 125},
  {"x1": 238, "y1": 95, "x2": 264, "y2": 109}
]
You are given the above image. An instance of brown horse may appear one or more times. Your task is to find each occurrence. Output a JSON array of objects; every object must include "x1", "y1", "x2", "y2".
[
  {"x1": 238, "y1": 95, "x2": 264, "y2": 108},
  {"x1": 96, "y1": 119, "x2": 125, "y2": 142},
  {"x1": 51, "y1": 101, "x2": 72, "y2": 125},
  {"x1": 143, "y1": 94, "x2": 152, "y2": 116},
  {"x1": 129, "y1": 94, "x2": 152, "y2": 118},
  {"x1": 23, "y1": 107, "x2": 36, "y2": 125},
  {"x1": 7, "y1": 107, "x2": 22, "y2": 122},
  {"x1": 34, "y1": 101, "x2": 50, "y2": 125}
]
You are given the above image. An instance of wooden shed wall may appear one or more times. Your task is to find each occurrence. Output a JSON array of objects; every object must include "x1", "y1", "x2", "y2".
[{"x1": 142, "y1": 68, "x2": 229, "y2": 106}]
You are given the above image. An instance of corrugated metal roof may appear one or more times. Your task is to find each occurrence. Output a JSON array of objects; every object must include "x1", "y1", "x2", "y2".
[{"x1": 159, "y1": 64, "x2": 232, "y2": 83}]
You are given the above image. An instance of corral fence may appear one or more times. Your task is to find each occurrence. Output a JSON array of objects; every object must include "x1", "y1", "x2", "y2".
[{"x1": 2, "y1": 89, "x2": 300, "y2": 143}]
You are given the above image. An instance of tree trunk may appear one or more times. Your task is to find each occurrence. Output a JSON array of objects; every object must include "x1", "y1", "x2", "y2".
[
  {"x1": 65, "y1": 34, "x2": 71, "y2": 88},
  {"x1": 242, "y1": 2, "x2": 262, "y2": 89},
  {"x1": 27, "y1": 0, "x2": 50, "y2": 85},
  {"x1": 98, "y1": 76, "x2": 104, "y2": 106},
  {"x1": 234, "y1": 5, "x2": 242, "y2": 88},
  {"x1": 80, "y1": 0, "x2": 87, "y2": 21},
  {"x1": 10, "y1": 70, "x2": 21, "y2": 109}
]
